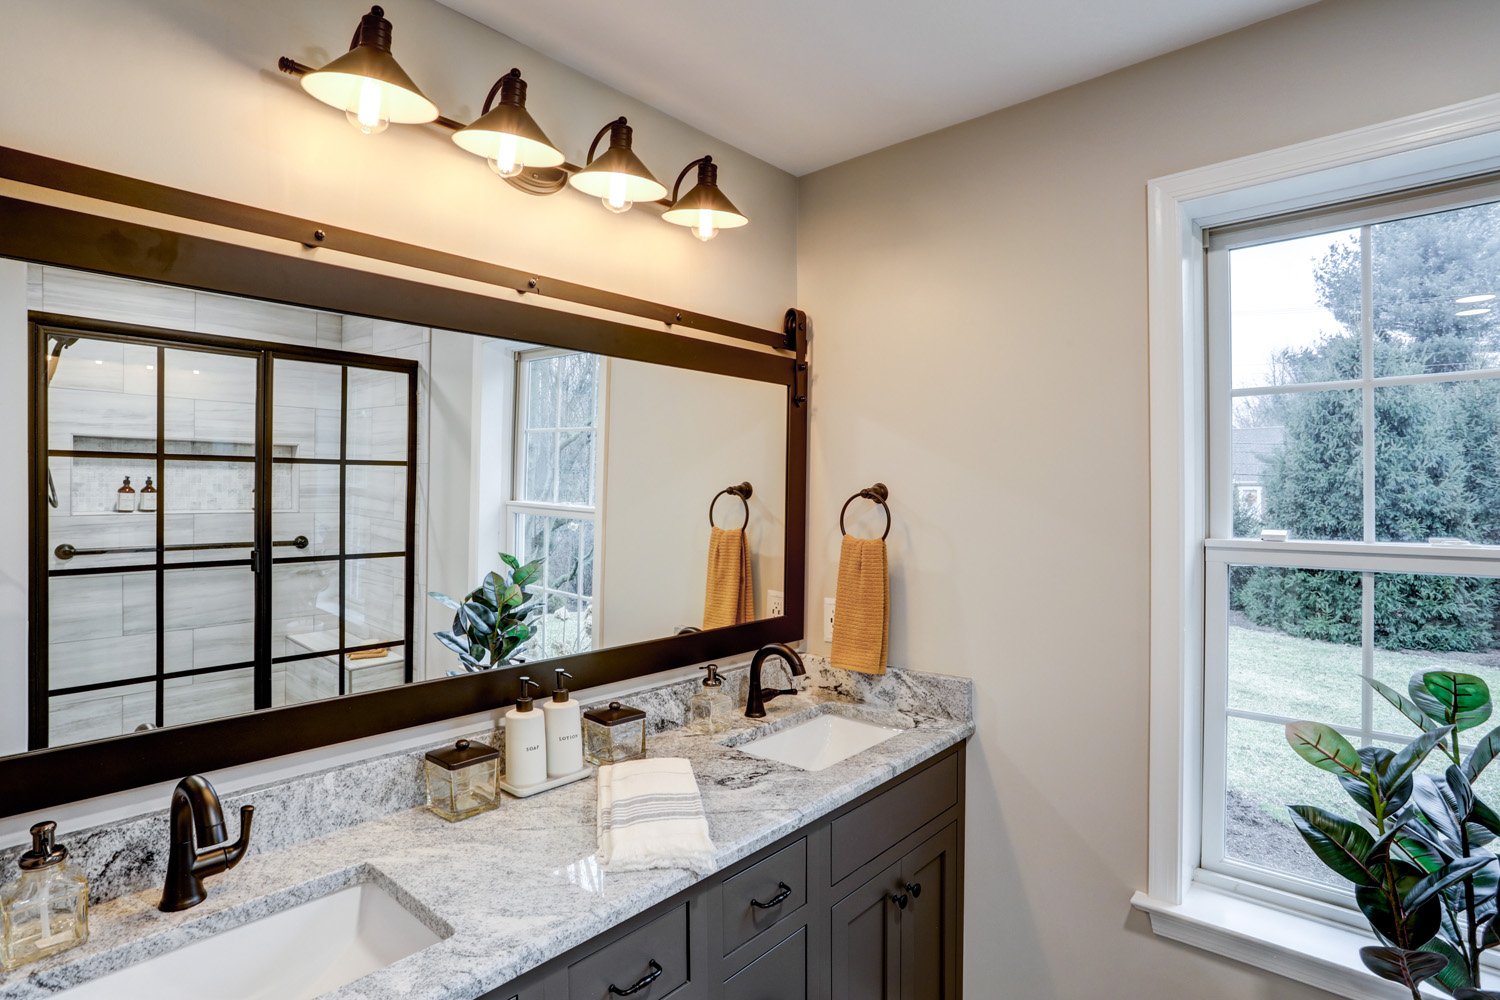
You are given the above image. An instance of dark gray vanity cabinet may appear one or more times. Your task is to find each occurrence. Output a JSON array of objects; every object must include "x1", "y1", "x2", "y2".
[{"x1": 488, "y1": 743, "x2": 965, "y2": 1000}]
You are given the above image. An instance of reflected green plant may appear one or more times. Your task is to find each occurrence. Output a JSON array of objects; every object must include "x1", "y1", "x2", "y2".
[
  {"x1": 427, "y1": 552, "x2": 543, "y2": 672},
  {"x1": 1285, "y1": 669, "x2": 1500, "y2": 996}
]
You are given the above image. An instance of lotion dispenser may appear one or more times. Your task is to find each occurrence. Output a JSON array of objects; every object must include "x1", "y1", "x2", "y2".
[
  {"x1": 504, "y1": 676, "x2": 547, "y2": 788},
  {"x1": 542, "y1": 668, "x2": 584, "y2": 778}
]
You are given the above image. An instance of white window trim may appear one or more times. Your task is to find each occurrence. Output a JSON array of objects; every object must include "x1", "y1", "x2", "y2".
[
  {"x1": 1140, "y1": 90, "x2": 1500, "y2": 998},
  {"x1": 506, "y1": 347, "x2": 608, "y2": 652}
]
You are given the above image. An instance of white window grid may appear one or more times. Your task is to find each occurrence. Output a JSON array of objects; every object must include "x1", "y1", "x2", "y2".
[
  {"x1": 506, "y1": 348, "x2": 606, "y2": 658},
  {"x1": 1202, "y1": 196, "x2": 1500, "y2": 907}
]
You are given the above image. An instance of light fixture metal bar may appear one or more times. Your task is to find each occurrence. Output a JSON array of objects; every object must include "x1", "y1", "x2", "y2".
[
  {"x1": 278, "y1": 58, "x2": 674, "y2": 207},
  {"x1": 0, "y1": 145, "x2": 791, "y2": 350}
]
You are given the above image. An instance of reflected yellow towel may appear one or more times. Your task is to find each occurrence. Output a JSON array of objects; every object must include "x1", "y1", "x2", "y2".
[
  {"x1": 831, "y1": 534, "x2": 888, "y2": 674},
  {"x1": 703, "y1": 527, "x2": 754, "y2": 629}
]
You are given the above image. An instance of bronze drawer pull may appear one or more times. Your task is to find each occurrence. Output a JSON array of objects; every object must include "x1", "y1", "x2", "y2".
[
  {"x1": 750, "y1": 882, "x2": 793, "y2": 909},
  {"x1": 608, "y1": 959, "x2": 663, "y2": 996}
]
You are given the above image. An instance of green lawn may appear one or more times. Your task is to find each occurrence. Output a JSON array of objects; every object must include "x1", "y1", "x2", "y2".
[{"x1": 1225, "y1": 624, "x2": 1500, "y2": 827}]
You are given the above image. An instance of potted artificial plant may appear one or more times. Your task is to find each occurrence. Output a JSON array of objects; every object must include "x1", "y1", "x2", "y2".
[{"x1": 428, "y1": 553, "x2": 543, "y2": 672}]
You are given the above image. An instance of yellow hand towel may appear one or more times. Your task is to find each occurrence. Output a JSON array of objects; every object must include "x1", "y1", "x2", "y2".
[
  {"x1": 831, "y1": 534, "x2": 888, "y2": 674},
  {"x1": 703, "y1": 526, "x2": 754, "y2": 629}
]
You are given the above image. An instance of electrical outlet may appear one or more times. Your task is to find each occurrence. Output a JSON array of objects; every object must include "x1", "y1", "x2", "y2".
[
  {"x1": 823, "y1": 597, "x2": 836, "y2": 643},
  {"x1": 766, "y1": 589, "x2": 784, "y2": 617}
]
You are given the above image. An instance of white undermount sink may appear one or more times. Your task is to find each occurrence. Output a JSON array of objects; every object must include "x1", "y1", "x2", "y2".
[
  {"x1": 59, "y1": 881, "x2": 442, "y2": 1000},
  {"x1": 732, "y1": 714, "x2": 903, "y2": 771}
]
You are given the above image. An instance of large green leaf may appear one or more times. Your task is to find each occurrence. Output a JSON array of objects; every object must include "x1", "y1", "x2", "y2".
[
  {"x1": 1424, "y1": 936, "x2": 1476, "y2": 994},
  {"x1": 1358, "y1": 867, "x2": 1442, "y2": 948},
  {"x1": 1287, "y1": 806, "x2": 1377, "y2": 886},
  {"x1": 1403, "y1": 853, "x2": 1492, "y2": 912},
  {"x1": 501, "y1": 583, "x2": 524, "y2": 608},
  {"x1": 1358, "y1": 946, "x2": 1449, "y2": 989},
  {"x1": 1396, "y1": 833, "x2": 1448, "y2": 874},
  {"x1": 433, "y1": 630, "x2": 469, "y2": 656},
  {"x1": 499, "y1": 552, "x2": 521, "y2": 571},
  {"x1": 1411, "y1": 670, "x2": 1493, "y2": 732},
  {"x1": 1466, "y1": 728, "x2": 1500, "y2": 782},
  {"x1": 511, "y1": 560, "x2": 542, "y2": 589},
  {"x1": 1412, "y1": 773, "x2": 1466, "y2": 844},
  {"x1": 1385, "y1": 726, "x2": 1455, "y2": 795},
  {"x1": 1454, "y1": 991, "x2": 1500, "y2": 999},
  {"x1": 1286, "y1": 722, "x2": 1362, "y2": 778},
  {"x1": 1474, "y1": 797, "x2": 1500, "y2": 838},
  {"x1": 1371, "y1": 677, "x2": 1439, "y2": 733},
  {"x1": 428, "y1": 591, "x2": 461, "y2": 611}
]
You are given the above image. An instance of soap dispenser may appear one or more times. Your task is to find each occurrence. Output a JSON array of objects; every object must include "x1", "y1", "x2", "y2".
[
  {"x1": 504, "y1": 676, "x2": 547, "y2": 788},
  {"x1": 1, "y1": 822, "x2": 89, "y2": 971},
  {"x1": 542, "y1": 668, "x2": 584, "y2": 778},
  {"x1": 689, "y1": 664, "x2": 733, "y2": 735}
]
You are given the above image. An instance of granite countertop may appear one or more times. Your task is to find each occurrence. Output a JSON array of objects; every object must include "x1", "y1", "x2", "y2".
[{"x1": 1, "y1": 672, "x2": 972, "y2": 1000}]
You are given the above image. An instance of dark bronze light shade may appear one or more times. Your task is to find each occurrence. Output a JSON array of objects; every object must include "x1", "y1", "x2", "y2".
[
  {"x1": 452, "y1": 69, "x2": 565, "y2": 177},
  {"x1": 567, "y1": 118, "x2": 668, "y2": 213},
  {"x1": 300, "y1": 6, "x2": 439, "y2": 134},
  {"x1": 661, "y1": 156, "x2": 748, "y2": 241}
]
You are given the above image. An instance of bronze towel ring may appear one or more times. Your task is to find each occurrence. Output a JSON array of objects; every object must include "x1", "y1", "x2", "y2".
[
  {"x1": 840, "y1": 483, "x2": 891, "y2": 540},
  {"x1": 709, "y1": 482, "x2": 753, "y2": 530}
]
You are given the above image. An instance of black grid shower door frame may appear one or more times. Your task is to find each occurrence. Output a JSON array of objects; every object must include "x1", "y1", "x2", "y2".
[{"x1": 29, "y1": 315, "x2": 418, "y2": 750}]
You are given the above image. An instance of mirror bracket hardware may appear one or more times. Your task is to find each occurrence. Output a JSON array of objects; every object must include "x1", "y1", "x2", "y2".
[{"x1": 785, "y1": 308, "x2": 809, "y2": 406}]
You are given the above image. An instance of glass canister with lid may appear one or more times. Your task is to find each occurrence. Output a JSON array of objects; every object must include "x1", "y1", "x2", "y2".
[{"x1": 582, "y1": 702, "x2": 647, "y2": 765}]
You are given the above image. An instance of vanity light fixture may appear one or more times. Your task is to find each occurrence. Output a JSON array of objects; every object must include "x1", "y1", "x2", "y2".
[
  {"x1": 567, "y1": 118, "x2": 668, "y2": 214},
  {"x1": 452, "y1": 69, "x2": 565, "y2": 179},
  {"x1": 661, "y1": 156, "x2": 748, "y2": 242},
  {"x1": 295, "y1": 6, "x2": 439, "y2": 135}
]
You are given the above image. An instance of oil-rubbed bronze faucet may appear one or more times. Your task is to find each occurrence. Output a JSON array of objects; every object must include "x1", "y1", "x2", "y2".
[
  {"x1": 745, "y1": 643, "x2": 806, "y2": 718},
  {"x1": 159, "y1": 775, "x2": 255, "y2": 912}
]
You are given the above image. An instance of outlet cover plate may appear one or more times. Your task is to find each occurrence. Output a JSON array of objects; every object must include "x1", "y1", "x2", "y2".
[
  {"x1": 823, "y1": 598, "x2": 836, "y2": 643},
  {"x1": 767, "y1": 589, "x2": 784, "y2": 617}
]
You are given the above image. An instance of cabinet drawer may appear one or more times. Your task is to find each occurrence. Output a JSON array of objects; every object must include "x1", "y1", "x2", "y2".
[
  {"x1": 567, "y1": 902, "x2": 688, "y2": 1000},
  {"x1": 721, "y1": 837, "x2": 806, "y2": 955},
  {"x1": 830, "y1": 754, "x2": 958, "y2": 884},
  {"x1": 723, "y1": 926, "x2": 806, "y2": 1000}
]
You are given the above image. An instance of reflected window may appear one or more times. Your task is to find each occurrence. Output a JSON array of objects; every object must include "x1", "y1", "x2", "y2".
[{"x1": 509, "y1": 350, "x2": 602, "y2": 658}]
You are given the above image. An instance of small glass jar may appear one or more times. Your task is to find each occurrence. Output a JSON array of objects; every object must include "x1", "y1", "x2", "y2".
[
  {"x1": 423, "y1": 739, "x2": 499, "y2": 822},
  {"x1": 1, "y1": 822, "x2": 89, "y2": 972},
  {"x1": 583, "y1": 702, "x2": 647, "y2": 765}
]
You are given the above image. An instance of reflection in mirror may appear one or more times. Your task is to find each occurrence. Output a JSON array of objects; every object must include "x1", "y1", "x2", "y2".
[{"x1": 7, "y1": 261, "x2": 787, "y2": 755}]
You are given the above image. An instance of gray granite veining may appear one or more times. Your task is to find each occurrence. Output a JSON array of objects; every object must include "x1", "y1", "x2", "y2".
[{"x1": 0, "y1": 662, "x2": 971, "y2": 1000}]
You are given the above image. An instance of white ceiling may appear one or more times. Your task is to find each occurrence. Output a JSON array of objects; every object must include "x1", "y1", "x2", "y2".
[{"x1": 438, "y1": 0, "x2": 1318, "y2": 176}]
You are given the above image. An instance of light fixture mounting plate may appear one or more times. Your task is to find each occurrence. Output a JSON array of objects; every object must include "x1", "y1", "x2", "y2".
[{"x1": 504, "y1": 166, "x2": 569, "y2": 196}]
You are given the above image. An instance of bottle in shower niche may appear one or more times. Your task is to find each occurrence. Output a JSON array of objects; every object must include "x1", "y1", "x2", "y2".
[
  {"x1": 137, "y1": 476, "x2": 157, "y2": 513},
  {"x1": 504, "y1": 676, "x2": 547, "y2": 788},
  {"x1": 542, "y1": 668, "x2": 583, "y2": 778},
  {"x1": 113, "y1": 477, "x2": 136, "y2": 513},
  {"x1": 1, "y1": 822, "x2": 89, "y2": 971}
]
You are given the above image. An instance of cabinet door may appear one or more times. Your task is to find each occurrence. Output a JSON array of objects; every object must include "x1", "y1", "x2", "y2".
[
  {"x1": 899, "y1": 825, "x2": 958, "y2": 1000},
  {"x1": 830, "y1": 860, "x2": 901, "y2": 1000},
  {"x1": 724, "y1": 925, "x2": 807, "y2": 1000}
]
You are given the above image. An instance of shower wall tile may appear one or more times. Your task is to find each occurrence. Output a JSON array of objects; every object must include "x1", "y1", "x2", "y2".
[
  {"x1": 163, "y1": 668, "x2": 253, "y2": 727},
  {"x1": 191, "y1": 621, "x2": 255, "y2": 668},
  {"x1": 40, "y1": 267, "x2": 195, "y2": 331},
  {"x1": 48, "y1": 388, "x2": 157, "y2": 444},
  {"x1": 121, "y1": 574, "x2": 154, "y2": 635},
  {"x1": 194, "y1": 293, "x2": 318, "y2": 347},
  {"x1": 48, "y1": 339, "x2": 125, "y2": 392},
  {"x1": 192, "y1": 399, "x2": 256, "y2": 444},
  {"x1": 49, "y1": 690, "x2": 129, "y2": 747},
  {"x1": 162, "y1": 567, "x2": 254, "y2": 630},
  {"x1": 26, "y1": 263, "x2": 42, "y2": 308},
  {"x1": 271, "y1": 405, "x2": 316, "y2": 454},
  {"x1": 48, "y1": 575, "x2": 123, "y2": 642},
  {"x1": 48, "y1": 630, "x2": 192, "y2": 691},
  {"x1": 315, "y1": 313, "x2": 343, "y2": 349},
  {"x1": 47, "y1": 514, "x2": 156, "y2": 570}
]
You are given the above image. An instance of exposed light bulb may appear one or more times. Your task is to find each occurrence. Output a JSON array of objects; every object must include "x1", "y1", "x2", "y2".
[
  {"x1": 488, "y1": 133, "x2": 523, "y2": 179},
  {"x1": 603, "y1": 173, "x2": 632, "y2": 214},
  {"x1": 345, "y1": 77, "x2": 389, "y2": 135},
  {"x1": 692, "y1": 209, "x2": 719, "y2": 242}
]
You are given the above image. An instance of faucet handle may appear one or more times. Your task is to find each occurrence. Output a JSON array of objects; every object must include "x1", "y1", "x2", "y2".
[{"x1": 222, "y1": 805, "x2": 255, "y2": 870}]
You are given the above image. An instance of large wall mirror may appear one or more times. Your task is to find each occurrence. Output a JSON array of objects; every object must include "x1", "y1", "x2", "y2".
[{"x1": 0, "y1": 160, "x2": 805, "y2": 814}]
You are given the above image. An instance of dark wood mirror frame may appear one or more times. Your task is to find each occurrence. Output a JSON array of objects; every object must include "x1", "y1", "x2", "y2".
[{"x1": 0, "y1": 148, "x2": 808, "y2": 816}]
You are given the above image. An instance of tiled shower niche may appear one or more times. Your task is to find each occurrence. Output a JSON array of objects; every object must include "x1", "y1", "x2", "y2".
[{"x1": 33, "y1": 264, "x2": 426, "y2": 748}]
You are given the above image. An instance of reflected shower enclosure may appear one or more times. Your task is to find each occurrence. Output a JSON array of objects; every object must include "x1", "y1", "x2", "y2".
[{"x1": 34, "y1": 316, "x2": 417, "y2": 750}]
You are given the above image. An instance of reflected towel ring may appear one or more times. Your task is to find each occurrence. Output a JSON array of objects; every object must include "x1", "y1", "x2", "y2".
[
  {"x1": 709, "y1": 482, "x2": 753, "y2": 530},
  {"x1": 840, "y1": 483, "x2": 891, "y2": 540}
]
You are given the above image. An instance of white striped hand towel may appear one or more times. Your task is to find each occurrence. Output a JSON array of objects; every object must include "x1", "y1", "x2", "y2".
[{"x1": 597, "y1": 757, "x2": 716, "y2": 874}]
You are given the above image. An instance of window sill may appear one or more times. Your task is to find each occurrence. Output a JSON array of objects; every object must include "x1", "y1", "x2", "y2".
[{"x1": 1131, "y1": 879, "x2": 1469, "y2": 999}]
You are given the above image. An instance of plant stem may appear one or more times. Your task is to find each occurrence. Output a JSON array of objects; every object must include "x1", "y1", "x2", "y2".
[{"x1": 1463, "y1": 822, "x2": 1480, "y2": 985}]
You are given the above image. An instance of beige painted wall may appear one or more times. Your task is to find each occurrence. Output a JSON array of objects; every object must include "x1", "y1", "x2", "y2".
[{"x1": 795, "y1": 0, "x2": 1500, "y2": 996}]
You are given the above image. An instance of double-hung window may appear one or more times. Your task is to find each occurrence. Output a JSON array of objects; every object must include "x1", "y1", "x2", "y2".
[
  {"x1": 507, "y1": 348, "x2": 604, "y2": 659},
  {"x1": 1203, "y1": 188, "x2": 1500, "y2": 901}
]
